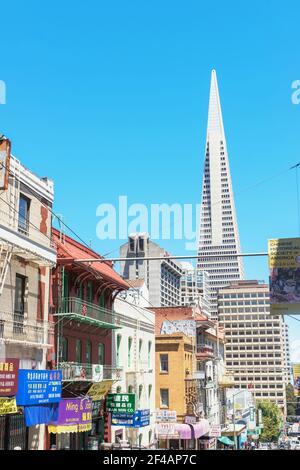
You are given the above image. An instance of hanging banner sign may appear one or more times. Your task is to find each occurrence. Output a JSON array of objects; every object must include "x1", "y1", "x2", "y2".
[
  {"x1": 51, "y1": 398, "x2": 92, "y2": 426},
  {"x1": 0, "y1": 358, "x2": 19, "y2": 396},
  {"x1": 268, "y1": 238, "x2": 300, "y2": 315},
  {"x1": 87, "y1": 380, "x2": 113, "y2": 401},
  {"x1": 0, "y1": 397, "x2": 17, "y2": 415},
  {"x1": 0, "y1": 138, "x2": 11, "y2": 190},
  {"x1": 111, "y1": 409, "x2": 150, "y2": 427},
  {"x1": 16, "y1": 369, "x2": 62, "y2": 405},
  {"x1": 106, "y1": 393, "x2": 135, "y2": 414}
]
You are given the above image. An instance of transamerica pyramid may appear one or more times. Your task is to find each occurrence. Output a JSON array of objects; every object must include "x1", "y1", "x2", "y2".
[{"x1": 197, "y1": 70, "x2": 244, "y2": 319}]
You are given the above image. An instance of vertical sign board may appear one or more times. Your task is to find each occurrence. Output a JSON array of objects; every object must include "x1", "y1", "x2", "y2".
[
  {"x1": 106, "y1": 394, "x2": 135, "y2": 414},
  {"x1": 293, "y1": 364, "x2": 300, "y2": 395},
  {"x1": 0, "y1": 359, "x2": 19, "y2": 396},
  {"x1": 268, "y1": 238, "x2": 300, "y2": 315},
  {"x1": 0, "y1": 138, "x2": 11, "y2": 190}
]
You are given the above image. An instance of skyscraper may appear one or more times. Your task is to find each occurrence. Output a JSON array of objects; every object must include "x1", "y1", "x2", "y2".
[{"x1": 197, "y1": 70, "x2": 244, "y2": 319}]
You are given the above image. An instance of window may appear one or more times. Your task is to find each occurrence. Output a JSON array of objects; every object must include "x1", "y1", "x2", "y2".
[
  {"x1": 139, "y1": 384, "x2": 143, "y2": 400},
  {"x1": 75, "y1": 339, "x2": 82, "y2": 363},
  {"x1": 128, "y1": 337, "x2": 133, "y2": 367},
  {"x1": 98, "y1": 343, "x2": 105, "y2": 365},
  {"x1": 60, "y1": 337, "x2": 68, "y2": 362},
  {"x1": 160, "y1": 354, "x2": 168, "y2": 373},
  {"x1": 148, "y1": 384, "x2": 152, "y2": 403},
  {"x1": 139, "y1": 339, "x2": 143, "y2": 360},
  {"x1": 14, "y1": 274, "x2": 26, "y2": 333},
  {"x1": 116, "y1": 334, "x2": 121, "y2": 366},
  {"x1": 116, "y1": 386, "x2": 122, "y2": 393},
  {"x1": 128, "y1": 385, "x2": 133, "y2": 394},
  {"x1": 18, "y1": 194, "x2": 30, "y2": 234},
  {"x1": 86, "y1": 340, "x2": 92, "y2": 364},
  {"x1": 160, "y1": 389, "x2": 169, "y2": 408},
  {"x1": 148, "y1": 341, "x2": 152, "y2": 369}
]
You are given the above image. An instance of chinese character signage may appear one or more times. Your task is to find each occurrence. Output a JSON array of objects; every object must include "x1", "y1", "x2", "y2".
[
  {"x1": 155, "y1": 409, "x2": 177, "y2": 422},
  {"x1": 269, "y1": 238, "x2": 300, "y2": 315},
  {"x1": 16, "y1": 369, "x2": 62, "y2": 405},
  {"x1": 0, "y1": 397, "x2": 17, "y2": 415},
  {"x1": 0, "y1": 138, "x2": 11, "y2": 190},
  {"x1": 106, "y1": 393, "x2": 135, "y2": 414},
  {"x1": 0, "y1": 359, "x2": 19, "y2": 396},
  {"x1": 52, "y1": 398, "x2": 92, "y2": 426},
  {"x1": 209, "y1": 424, "x2": 221, "y2": 437},
  {"x1": 87, "y1": 380, "x2": 113, "y2": 400},
  {"x1": 111, "y1": 409, "x2": 150, "y2": 427}
]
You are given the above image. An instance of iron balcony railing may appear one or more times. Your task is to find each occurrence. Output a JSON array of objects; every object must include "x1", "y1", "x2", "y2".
[
  {"x1": 196, "y1": 344, "x2": 215, "y2": 356},
  {"x1": 56, "y1": 297, "x2": 119, "y2": 328},
  {"x1": 0, "y1": 311, "x2": 54, "y2": 346},
  {"x1": 58, "y1": 362, "x2": 123, "y2": 382}
]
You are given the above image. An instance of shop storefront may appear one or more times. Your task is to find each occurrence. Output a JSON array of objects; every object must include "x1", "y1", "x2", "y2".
[
  {"x1": 155, "y1": 419, "x2": 210, "y2": 450},
  {"x1": 48, "y1": 398, "x2": 92, "y2": 450}
]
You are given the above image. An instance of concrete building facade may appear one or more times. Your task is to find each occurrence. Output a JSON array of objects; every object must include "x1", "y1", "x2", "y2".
[
  {"x1": 0, "y1": 139, "x2": 56, "y2": 450},
  {"x1": 120, "y1": 233, "x2": 182, "y2": 307},
  {"x1": 218, "y1": 280, "x2": 286, "y2": 413}
]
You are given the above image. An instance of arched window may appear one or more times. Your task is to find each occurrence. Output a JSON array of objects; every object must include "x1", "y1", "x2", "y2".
[
  {"x1": 128, "y1": 385, "x2": 134, "y2": 394},
  {"x1": 116, "y1": 386, "x2": 122, "y2": 393},
  {"x1": 148, "y1": 341, "x2": 152, "y2": 369}
]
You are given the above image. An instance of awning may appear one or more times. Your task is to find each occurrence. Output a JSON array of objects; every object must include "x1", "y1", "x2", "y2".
[
  {"x1": 48, "y1": 423, "x2": 92, "y2": 434},
  {"x1": 24, "y1": 404, "x2": 59, "y2": 426},
  {"x1": 174, "y1": 423, "x2": 192, "y2": 439},
  {"x1": 193, "y1": 420, "x2": 210, "y2": 438},
  {"x1": 218, "y1": 436, "x2": 234, "y2": 446}
]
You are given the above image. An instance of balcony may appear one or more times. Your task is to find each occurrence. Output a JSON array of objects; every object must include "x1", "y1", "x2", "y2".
[
  {"x1": 196, "y1": 344, "x2": 215, "y2": 360},
  {"x1": 218, "y1": 374, "x2": 235, "y2": 388},
  {"x1": 0, "y1": 311, "x2": 54, "y2": 347},
  {"x1": 0, "y1": 209, "x2": 56, "y2": 266},
  {"x1": 58, "y1": 362, "x2": 123, "y2": 382},
  {"x1": 126, "y1": 360, "x2": 151, "y2": 374},
  {"x1": 54, "y1": 297, "x2": 121, "y2": 329}
]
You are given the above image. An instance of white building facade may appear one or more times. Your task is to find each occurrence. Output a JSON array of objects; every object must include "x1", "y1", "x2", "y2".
[{"x1": 111, "y1": 294, "x2": 156, "y2": 448}]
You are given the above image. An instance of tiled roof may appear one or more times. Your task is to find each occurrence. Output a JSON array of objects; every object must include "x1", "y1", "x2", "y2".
[{"x1": 52, "y1": 228, "x2": 128, "y2": 289}]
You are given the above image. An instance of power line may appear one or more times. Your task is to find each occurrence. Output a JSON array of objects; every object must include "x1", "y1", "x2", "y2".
[{"x1": 58, "y1": 252, "x2": 268, "y2": 263}]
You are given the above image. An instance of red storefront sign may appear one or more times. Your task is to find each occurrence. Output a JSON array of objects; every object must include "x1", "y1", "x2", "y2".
[{"x1": 0, "y1": 359, "x2": 19, "y2": 396}]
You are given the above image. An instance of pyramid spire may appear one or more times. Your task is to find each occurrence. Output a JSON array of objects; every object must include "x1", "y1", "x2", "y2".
[
  {"x1": 207, "y1": 69, "x2": 224, "y2": 136},
  {"x1": 197, "y1": 70, "x2": 244, "y2": 319}
]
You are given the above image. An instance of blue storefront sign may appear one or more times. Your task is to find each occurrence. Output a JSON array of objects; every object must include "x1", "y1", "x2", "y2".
[
  {"x1": 111, "y1": 409, "x2": 150, "y2": 428},
  {"x1": 16, "y1": 370, "x2": 62, "y2": 405}
]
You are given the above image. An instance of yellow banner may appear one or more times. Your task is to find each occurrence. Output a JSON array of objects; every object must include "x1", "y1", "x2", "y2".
[
  {"x1": 268, "y1": 238, "x2": 300, "y2": 268},
  {"x1": 87, "y1": 380, "x2": 113, "y2": 401},
  {"x1": 0, "y1": 397, "x2": 17, "y2": 415}
]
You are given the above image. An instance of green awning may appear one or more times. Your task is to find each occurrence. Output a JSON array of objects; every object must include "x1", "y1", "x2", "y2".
[{"x1": 218, "y1": 436, "x2": 234, "y2": 446}]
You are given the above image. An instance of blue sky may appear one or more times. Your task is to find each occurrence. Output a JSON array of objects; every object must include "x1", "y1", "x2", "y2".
[{"x1": 1, "y1": 1, "x2": 300, "y2": 352}]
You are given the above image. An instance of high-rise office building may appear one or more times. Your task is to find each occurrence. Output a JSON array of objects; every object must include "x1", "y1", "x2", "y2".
[
  {"x1": 197, "y1": 70, "x2": 244, "y2": 319},
  {"x1": 218, "y1": 280, "x2": 286, "y2": 412},
  {"x1": 282, "y1": 322, "x2": 293, "y2": 384},
  {"x1": 120, "y1": 233, "x2": 183, "y2": 307}
]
